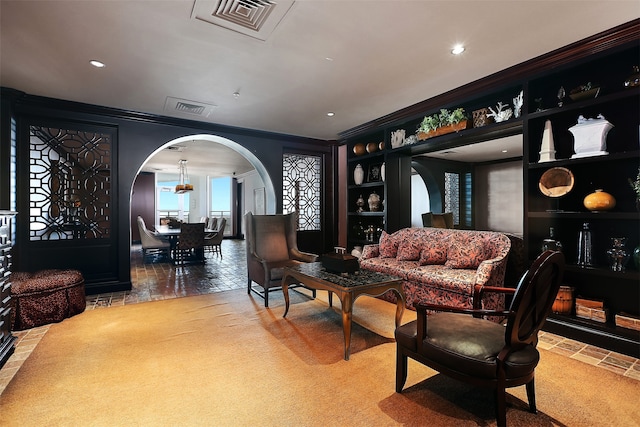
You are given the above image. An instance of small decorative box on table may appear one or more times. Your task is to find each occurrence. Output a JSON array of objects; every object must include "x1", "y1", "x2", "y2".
[{"x1": 322, "y1": 247, "x2": 359, "y2": 274}]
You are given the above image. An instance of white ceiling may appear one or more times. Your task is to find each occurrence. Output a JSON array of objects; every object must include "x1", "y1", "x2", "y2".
[{"x1": 1, "y1": 1, "x2": 638, "y2": 172}]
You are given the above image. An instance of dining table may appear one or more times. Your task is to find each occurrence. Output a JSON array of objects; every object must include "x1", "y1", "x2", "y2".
[{"x1": 154, "y1": 224, "x2": 215, "y2": 263}]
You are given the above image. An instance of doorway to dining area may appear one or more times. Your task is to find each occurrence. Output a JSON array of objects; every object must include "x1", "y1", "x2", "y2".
[{"x1": 131, "y1": 135, "x2": 273, "y2": 244}]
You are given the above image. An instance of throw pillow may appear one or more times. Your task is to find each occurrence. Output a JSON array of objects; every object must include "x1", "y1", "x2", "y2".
[
  {"x1": 360, "y1": 244, "x2": 378, "y2": 260},
  {"x1": 419, "y1": 242, "x2": 448, "y2": 265},
  {"x1": 379, "y1": 231, "x2": 399, "y2": 258},
  {"x1": 397, "y1": 240, "x2": 422, "y2": 261},
  {"x1": 445, "y1": 238, "x2": 489, "y2": 269}
]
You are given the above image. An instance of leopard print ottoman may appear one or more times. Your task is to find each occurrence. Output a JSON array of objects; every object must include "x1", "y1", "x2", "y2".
[{"x1": 10, "y1": 269, "x2": 86, "y2": 330}]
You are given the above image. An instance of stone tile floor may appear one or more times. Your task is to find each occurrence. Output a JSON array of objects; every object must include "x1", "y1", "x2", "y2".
[{"x1": 1, "y1": 239, "x2": 639, "y2": 395}]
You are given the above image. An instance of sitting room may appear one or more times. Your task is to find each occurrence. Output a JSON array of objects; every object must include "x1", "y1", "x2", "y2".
[{"x1": 1, "y1": 2, "x2": 639, "y2": 426}]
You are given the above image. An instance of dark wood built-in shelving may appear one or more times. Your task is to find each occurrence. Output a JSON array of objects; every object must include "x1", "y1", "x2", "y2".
[{"x1": 342, "y1": 21, "x2": 640, "y2": 356}]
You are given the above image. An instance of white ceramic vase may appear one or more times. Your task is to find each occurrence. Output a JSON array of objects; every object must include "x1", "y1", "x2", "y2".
[
  {"x1": 354, "y1": 164, "x2": 364, "y2": 185},
  {"x1": 381, "y1": 162, "x2": 385, "y2": 182},
  {"x1": 569, "y1": 115, "x2": 612, "y2": 158}
]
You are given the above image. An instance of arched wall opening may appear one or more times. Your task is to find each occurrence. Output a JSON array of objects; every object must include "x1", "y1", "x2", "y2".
[
  {"x1": 130, "y1": 133, "x2": 277, "y2": 257},
  {"x1": 134, "y1": 134, "x2": 276, "y2": 215}
]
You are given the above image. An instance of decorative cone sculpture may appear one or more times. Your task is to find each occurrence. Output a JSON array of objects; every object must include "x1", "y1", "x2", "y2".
[{"x1": 539, "y1": 120, "x2": 556, "y2": 162}]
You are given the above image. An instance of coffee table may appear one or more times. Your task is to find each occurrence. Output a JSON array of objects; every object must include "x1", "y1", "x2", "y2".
[{"x1": 281, "y1": 262, "x2": 404, "y2": 360}]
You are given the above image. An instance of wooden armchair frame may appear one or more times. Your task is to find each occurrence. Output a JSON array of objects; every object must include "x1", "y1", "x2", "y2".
[{"x1": 395, "y1": 251, "x2": 565, "y2": 427}]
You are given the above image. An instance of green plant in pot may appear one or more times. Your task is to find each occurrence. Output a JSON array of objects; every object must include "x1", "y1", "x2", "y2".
[
  {"x1": 448, "y1": 107, "x2": 466, "y2": 125},
  {"x1": 417, "y1": 114, "x2": 439, "y2": 133},
  {"x1": 417, "y1": 107, "x2": 467, "y2": 140}
]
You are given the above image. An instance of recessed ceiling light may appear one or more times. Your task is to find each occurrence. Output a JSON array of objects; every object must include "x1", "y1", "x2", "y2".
[
  {"x1": 451, "y1": 45, "x2": 465, "y2": 55},
  {"x1": 327, "y1": 112, "x2": 335, "y2": 117},
  {"x1": 502, "y1": 149, "x2": 508, "y2": 153},
  {"x1": 90, "y1": 60, "x2": 105, "y2": 68},
  {"x1": 325, "y1": 57, "x2": 334, "y2": 61}
]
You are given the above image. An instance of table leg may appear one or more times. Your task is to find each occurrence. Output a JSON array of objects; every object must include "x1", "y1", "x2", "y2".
[
  {"x1": 328, "y1": 291, "x2": 333, "y2": 307},
  {"x1": 282, "y1": 279, "x2": 291, "y2": 318},
  {"x1": 341, "y1": 293, "x2": 353, "y2": 360}
]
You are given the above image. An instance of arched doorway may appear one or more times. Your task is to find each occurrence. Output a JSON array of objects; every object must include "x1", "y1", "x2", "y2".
[{"x1": 130, "y1": 134, "x2": 276, "y2": 249}]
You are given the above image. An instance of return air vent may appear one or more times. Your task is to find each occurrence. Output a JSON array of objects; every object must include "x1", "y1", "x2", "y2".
[
  {"x1": 191, "y1": 0, "x2": 295, "y2": 41},
  {"x1": 164, "y1": 96, "x2": 216, "y2": 118},
  {"x1": 175, "y1": 102, "x2": 206, "y2": 115}
]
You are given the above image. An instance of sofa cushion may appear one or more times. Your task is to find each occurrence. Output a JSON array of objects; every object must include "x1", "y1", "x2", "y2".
[
  {"x1": 379, "y1": 231, "x2": 399, "y2": 258},
  {"x1": 406, "y1": 265, "x2": 478, "y2": 295},
  {"x1": 446, "y1": 236, "x2": 489, "y2": 269},
  {"x1": 397, "y1": 239, "x2": 421, "y2": 261},
  {"x1": 419, "y1": 241, "x2": 448, "y2": 265},
  {"x1": 359, "y1": 257, "x2": 418, "y2": 279}
]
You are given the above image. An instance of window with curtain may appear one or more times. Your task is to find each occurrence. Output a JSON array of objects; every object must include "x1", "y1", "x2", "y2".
[{"x1": 282, "y1": 153, "x2": 321, "y2": 231}]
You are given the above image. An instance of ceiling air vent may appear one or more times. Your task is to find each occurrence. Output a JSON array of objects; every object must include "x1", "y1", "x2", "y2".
[
  {"x1": 175, "y1": 102, "x2": 206, "y2": 115},
  {"x1": 164, "y1": 96, "x2": 216, "y2": 118},
  {"x1": 191, "y1": 0, "x2": 295, "y2": 41}
]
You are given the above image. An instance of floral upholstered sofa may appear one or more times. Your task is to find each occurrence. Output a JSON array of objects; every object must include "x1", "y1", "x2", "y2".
[{"x1": 359, "y1": 227, "x2": 511, "y2": 313}]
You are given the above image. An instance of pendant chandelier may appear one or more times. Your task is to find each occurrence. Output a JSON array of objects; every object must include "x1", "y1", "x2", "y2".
[{"x1": 174, "y1": 159, "x2": 193, "y2": 194}]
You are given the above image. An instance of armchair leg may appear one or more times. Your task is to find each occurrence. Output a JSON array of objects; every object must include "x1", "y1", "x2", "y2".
[
  {"x1": 526, "y1": 379, "x2": 537, "y2": 414},
  {"x1": 247, "y1": 279, "x2": 252, "y2": 295},
  {"x1": 495, "y1": 387, "x2": 507, "y2": 427},
  {"x1": 264, "y1": 286, "x2": 269, "y2": 307},
  {"x1": 395, "y1": 347, "x2": 408, "y2": 393}
]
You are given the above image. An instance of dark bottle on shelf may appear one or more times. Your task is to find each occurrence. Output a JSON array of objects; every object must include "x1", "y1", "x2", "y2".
[{"x1": 542, "y1": 227, "x2": 563, "y2": 253}]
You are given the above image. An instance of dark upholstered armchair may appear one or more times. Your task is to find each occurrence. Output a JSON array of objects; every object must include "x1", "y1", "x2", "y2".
[
  {"x1": 421, "y1": 212, "x2": 454, "y2": 228},
  {"x1": 395, "y1": 250, "x2": 564, "y2": 427},
  {"x1": 245, "y1": 212, "x2": 318, "y2": 307}
]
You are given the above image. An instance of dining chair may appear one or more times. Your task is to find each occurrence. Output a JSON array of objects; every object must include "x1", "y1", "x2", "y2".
[
  {"x1": 204, "y1": 218, "x2": 226, "y2": 257},
  {"x1": 173, "y1": 223, "x2": 205, "y2": 265},
  {"x1": 137, "y1": 216, "x2": 170, "y2": 263}
]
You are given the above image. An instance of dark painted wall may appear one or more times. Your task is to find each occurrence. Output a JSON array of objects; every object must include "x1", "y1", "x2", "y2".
[{"x1": 1, "y1": 89, "x2": 336, "y2": 294}]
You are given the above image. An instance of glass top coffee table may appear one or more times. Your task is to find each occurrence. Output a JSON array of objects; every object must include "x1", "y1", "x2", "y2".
[{"x1": 282, "y1": 262, "x2": 405, "y2": 360}]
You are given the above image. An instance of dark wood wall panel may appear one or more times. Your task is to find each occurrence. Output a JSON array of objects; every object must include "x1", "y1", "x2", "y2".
[{"x1": 131, "y1": 172, "x2": 156, "y2": 243}]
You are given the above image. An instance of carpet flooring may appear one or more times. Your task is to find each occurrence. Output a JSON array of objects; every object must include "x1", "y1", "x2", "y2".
[{"x1": 1, "y1": 289, "x2": 638, "y2": 426}]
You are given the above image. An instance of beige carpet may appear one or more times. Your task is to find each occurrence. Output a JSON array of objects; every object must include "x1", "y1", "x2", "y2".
[{"x1": 1, "y1": 289, "x2": 638, "y2": 426}]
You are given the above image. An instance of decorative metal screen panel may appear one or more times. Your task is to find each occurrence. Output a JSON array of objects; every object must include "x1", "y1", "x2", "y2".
[
  {"x1": 444, "y1": 172, "x2": 460, "y2": 226},
  {"x1": 29, "y1": 126, "x2": 112, "y2": 240},
  {"x1": 282, "y1": 153, "x2": 321, "y2": 231}
]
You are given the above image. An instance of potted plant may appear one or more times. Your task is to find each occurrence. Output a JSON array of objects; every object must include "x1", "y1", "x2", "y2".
[
  {"x1": 416, "y1": 114, "x2": 441, "y2": 139},
  {"x1": 448, "y1": 107, "x2": 466, "y2": 126},
  {"x1": 417, "y1": 107, "x2": 468, "y2": 141}
]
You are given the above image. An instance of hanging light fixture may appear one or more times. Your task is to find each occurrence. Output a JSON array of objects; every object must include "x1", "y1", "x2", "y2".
[{"x1": 175, "y1": 159, "x2": 193, "y2": 194}]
